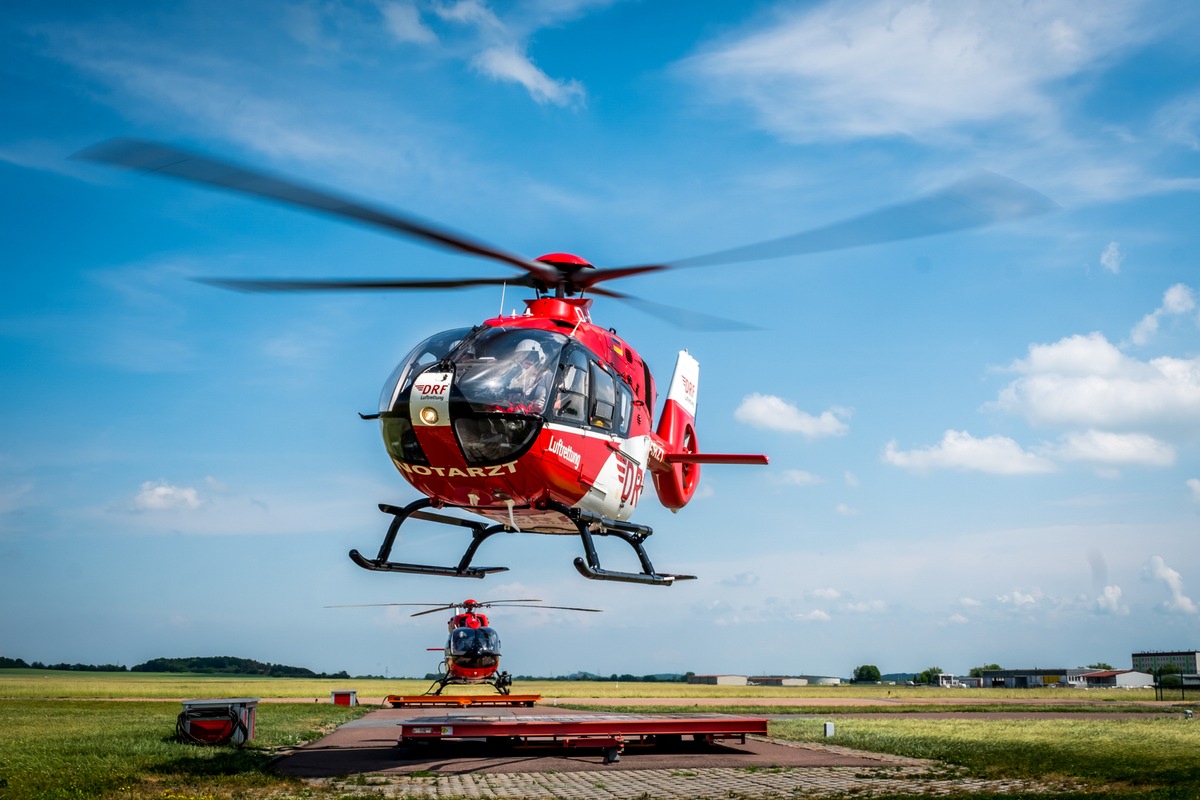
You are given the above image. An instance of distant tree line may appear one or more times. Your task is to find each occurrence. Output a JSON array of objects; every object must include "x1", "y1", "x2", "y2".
[
  {"x1": 0, "y1": 656, "x2": 128, "y2": 672},
  {"x1": 131, "y1": 656, "x2": 350, "y2": 679}
]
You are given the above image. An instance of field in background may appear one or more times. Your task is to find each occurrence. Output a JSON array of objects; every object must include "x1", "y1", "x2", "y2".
[
  {"x1": 0, "y1": 669, "x2": 1160, "y2": 701},
  {"x1": 1, "y1": 670, "x2": 1195, "y2": 800}
]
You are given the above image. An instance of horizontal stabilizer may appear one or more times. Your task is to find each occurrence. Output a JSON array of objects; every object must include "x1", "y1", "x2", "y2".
[{"x1": 666, "y1": 453, "x2": 769, "y2": 465}]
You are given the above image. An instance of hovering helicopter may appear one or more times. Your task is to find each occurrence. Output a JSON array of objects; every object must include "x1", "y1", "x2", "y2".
[
  {"x1": 76, "y1": 139, "x2": 1055, "y2": 586},
  {"x1": 327, "y1": 598, "x2": 600, "y2": 695}
]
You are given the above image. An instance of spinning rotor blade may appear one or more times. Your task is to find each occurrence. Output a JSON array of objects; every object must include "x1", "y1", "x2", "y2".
[
  {"x1": 73, "y1": 138, "x2": 558, "y2": 286},
  {"x1": 197, "y1": 276, "x2": 527, "y2": 293},
  {"x1": 488, "y1": 603, "x2": 602, "y2": 612},
  {"x1": 604, "y1": 171, "x2": 1057, "y2": 279}
]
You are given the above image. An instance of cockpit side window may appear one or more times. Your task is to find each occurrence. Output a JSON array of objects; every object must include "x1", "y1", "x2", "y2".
[
  {"x1": 553, "y1": 348, "x2": 590, "y2": 424},
  {"x1": 590, "y1": 362, "x2": 616, "y2": 430},
  {"x1": 615, "y1": 380, "x2": 633, "y2": 437}
]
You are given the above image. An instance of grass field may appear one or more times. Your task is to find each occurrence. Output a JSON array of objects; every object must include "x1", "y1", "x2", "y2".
[{"x1": 1, "y1": 670, "x2": 1196, "y2": 800}]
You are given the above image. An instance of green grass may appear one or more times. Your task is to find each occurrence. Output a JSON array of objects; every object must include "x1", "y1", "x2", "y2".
[
  {"x1": 1, "y1": 671, "x2": 1195, "y2": 800},
  {"x1": 772, "y1": 716, "x2": 1200, "y2": 794},
  {"x1": 0, "y1": 699, "x2": 369, "y2": 800}
]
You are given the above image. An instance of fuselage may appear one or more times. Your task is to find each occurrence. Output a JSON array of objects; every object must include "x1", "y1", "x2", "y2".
[
  {"x1": 378, "y1": 297, "x2": 657, "y2": 531},
  {"x1": 442, "y1": 609, "x2": 502, "y2": 683}
]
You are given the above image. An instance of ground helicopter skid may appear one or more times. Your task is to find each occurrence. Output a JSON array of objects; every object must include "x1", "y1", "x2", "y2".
[{"x1": 348, "y1": 498, "x2": 694, "y2": 587}]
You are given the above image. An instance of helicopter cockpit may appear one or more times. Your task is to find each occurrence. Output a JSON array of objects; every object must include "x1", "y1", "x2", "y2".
[
  {"x1": 448, "y1": 625, "x2": 502, "y2": 668},
  {"x1": 378, "y1": 326, "x2": 573, "y2": 467}
]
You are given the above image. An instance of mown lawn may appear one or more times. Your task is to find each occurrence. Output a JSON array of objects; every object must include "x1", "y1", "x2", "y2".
[
  {"x1": 772, "y1": 715, "x2": 1200, "y2": 797},
  {"x1": 0, "y1": 699, "x2": 368, "y2": 800}
]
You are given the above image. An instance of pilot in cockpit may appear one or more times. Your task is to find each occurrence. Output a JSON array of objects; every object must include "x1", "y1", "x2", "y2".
[{"x1": 506, "y1": 339, "x2": 551, "y2": 409}]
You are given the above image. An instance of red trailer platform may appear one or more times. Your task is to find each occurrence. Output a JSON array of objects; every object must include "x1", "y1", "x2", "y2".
[
  {"x1": 385, "y1": 694, "x2": 541, "y2": 708},
  {"x1": 399, "y1": 712, "x2": 768, "y2": 763}
]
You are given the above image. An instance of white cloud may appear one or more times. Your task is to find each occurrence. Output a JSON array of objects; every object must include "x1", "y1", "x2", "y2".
[
  {"x1": 1052, "y1": 430, "x2": 1175, "y2": 466},
  {"x1": 472, "y1": 45, "x2": 584, "y2": 107},
  {"x1": 1094, "y1": 584, "x2": 1129, "y2": 615},
  {"x1": 1187, "y1": 478, "x2": 1200, "y2": 500},
  {"x1": 133, "y1": 481, "x2": 202, "y2": 511},
  {"x1": 719, "y1": 572, "x2": 760, "y2": 588},
  {"x1": 835, "y1": 503, "x2": 859, "y2": 515},
  {"x1": 959, "y1": 597, "x2": 981, "y2": 607},
  {"x1": 946, "y1": 613, "x2": 969, "y2": 624},
  {"x1": 884, "y1": 430, "x2": 1056, "y2": 474},
  {"x1": 681, "y1": 0, "x2": 1150, "y2": 143},
  {"x1": 1146, "y1": 555, "x2": 1198, "y2": 614},
  {"x1": 1155, "y1": 89, "x2": 1200, "y2": 151},
  {"x1": 990, "y1": 332, "x2": 1200, "y2": 430},
  {"x1": 777, "y1": 469, "x2": 823, "y2": 486},
  {"x1": 809, "y1": 587, "x2": 842, "y2": 600},
  {"x1": 842, "y1": 600, "x2": 886, "y2": 613},
  {"x1": 735, "y1": 394, "x2": 850, "y2": 437},
  {"x1": 381, "y1": 0, "x2": 437, "y2": 44},
  {"x1": 997, "y1": 588, "x2": 1041, "y2": 606},
  {"x1": 1100, "y1": 241, "x2": 1123, "y2": 274},
  {"x1": 794, "y1": 609, "x2": 832, "y2": 622},
  {"x1": 844, "y1": 471, "x2": 860, "y2": 487},
  {"x1": 1131, "y1": 284, "x2": 1196, "y2": 345}
]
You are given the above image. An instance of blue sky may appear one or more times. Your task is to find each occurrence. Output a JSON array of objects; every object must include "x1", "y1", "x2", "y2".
[{"x1": 3, "y1": 0, "x2": 1200, "y2": 680}]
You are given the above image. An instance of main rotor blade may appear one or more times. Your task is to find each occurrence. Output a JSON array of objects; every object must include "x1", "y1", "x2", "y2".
[
  {"x1": 196, "y1": 276, "x2": 527, "y2": 293},
  {"x1": 488, "y1": 603, "x2": 602, "y2": 612},
  {"x1": 615, "y1": 171, "x2": 1057, "y2": 274},
  {"x1": 74, "y1": 138, "x2": 558, "y2": 285}
]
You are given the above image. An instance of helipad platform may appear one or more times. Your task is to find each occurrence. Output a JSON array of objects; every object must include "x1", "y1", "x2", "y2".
[
  {"x1": 384, "y1": 694, "x2": 541, "y2": 708},
  {"x1": 400, "y1": 711, "x2": 767, "y2": 763}
]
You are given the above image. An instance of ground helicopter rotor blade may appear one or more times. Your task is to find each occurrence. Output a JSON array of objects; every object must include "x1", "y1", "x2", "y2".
[
  {"x1": 487, "y1": 603, "x2": 602, "y2": 612},
  {"x1": 605, "y1": 171, "x2": 1057, "y2": 277},
  {"x1": 73, "y1": 138, "x2": 558, "y2": 285}
]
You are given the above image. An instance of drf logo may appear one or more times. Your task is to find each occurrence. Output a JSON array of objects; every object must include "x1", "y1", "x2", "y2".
[
  {"x1": 680, "y1": 375, "x2": 696, "y2": 401},
  {"x1": 614, "y1": 457, "x2": 644, "y2": 507},
  {"x1": 415, "y1": 383, "x2": 447, "y2": 396}
]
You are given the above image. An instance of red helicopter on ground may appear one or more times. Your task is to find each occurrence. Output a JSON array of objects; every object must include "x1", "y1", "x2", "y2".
[
  {"x1": 328, "y1": 598, "x2": 600, "y2": 695},
  {"x1": 77, "y1": 139, "x2": 1055, "y2": 586}
]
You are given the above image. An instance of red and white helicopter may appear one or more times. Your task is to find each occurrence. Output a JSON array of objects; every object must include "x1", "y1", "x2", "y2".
[
  {"x1": 329, "y1": 597, "x2": 600, "y2": 695},
  {"x1": 77, "y1": 139, "x2": 1054, "y2": 586}
]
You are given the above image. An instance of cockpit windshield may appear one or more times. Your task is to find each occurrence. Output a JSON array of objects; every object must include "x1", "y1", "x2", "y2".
[
  {"x1": 448, "y1": 327, "x2": 568, "y2": 415},
  {"x1": 449, "y1": 626, "x2": 501, "y2": 656},
  {"x1": 379, "y1": 327, "x2": 473, "y2": 413}
]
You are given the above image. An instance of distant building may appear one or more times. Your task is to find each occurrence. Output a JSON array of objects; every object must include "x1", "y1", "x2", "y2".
[
  {"x1": 687, "y1": 674, "x2": 747, "y2": 686},
  {"x1": 1081, "y1": 670, "x2": 1154, "y2": 688},
  {"x1": 797, "y1": 675, "x2": 841, "y2": 686},
  {"x1": 980, "y1": 668, "x2": 1090, "y2": 688},
  {"x1": 1131, "y1": 650, "x2": 1200, "y2": 674},
  {"x1": 749, "y1": 676, "x2": 808, "y2": 686}
]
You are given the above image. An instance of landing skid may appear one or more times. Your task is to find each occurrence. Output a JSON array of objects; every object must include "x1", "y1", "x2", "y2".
[
  {"x1": 348, "y1": 498, "x2": 694, "y2": 586},
  {"x1": 425, "y1": 670, "x2": 512, "y2": 696}
]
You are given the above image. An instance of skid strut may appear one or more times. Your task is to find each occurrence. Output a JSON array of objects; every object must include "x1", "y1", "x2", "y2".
[
  {"x1": 348, "y1": 499, "x2": 509, "y2": 579},
  {"x1": 550, "y1": 501, "x2": 696, "y2": 587},
  {"x1": 349, "y1": 498, "x2": 694, "y2": 586}
]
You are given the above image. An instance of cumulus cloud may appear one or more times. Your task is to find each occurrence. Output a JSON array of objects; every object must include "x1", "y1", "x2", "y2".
[
  {"x1": 1100, "y1": 241, "x2": 1123, "y2": 273},
  {"x1": 989, "y1": 332, "x2": 1200, "y2": 430},
  {"x1": 997, "y1": 588, "x2": 1042, "y2": 607},
  {"x1": 133, "y1": 481, "x2": 202, "y2": 511},
  {"x1": 794, "y1": 609, "x2": 832, "y2": 622},
  {"x1": 1130, "y1": 283, "x2": 1196, "y2": 345},
  {"x1": 681, "y1": 0, "x2": 1150, "y2": 143},
  {"x1": 1094, "y1": 584, "x2": 1129, "y2": 615},
  {"x1": 1146, "y1": 555, "x2": 1198, "y2": 614},
  {"x1": 735, "y1": 394, "x2": 850, "y2": 437},
  {"x1": 884, "y1": 430, "x2": 1055, "y2": 474},
  {"x1": 1051, "y1": 430, "x2": 1175, "y2": 466}
]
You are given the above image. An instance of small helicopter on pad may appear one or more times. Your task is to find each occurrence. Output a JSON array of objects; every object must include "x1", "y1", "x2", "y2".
[
  {"x1": 76, "y1": 139, "x2": 1055, "y2": 586},
  {"x1": 327, "y1": 597, "x2": 600, "y2": 695}
]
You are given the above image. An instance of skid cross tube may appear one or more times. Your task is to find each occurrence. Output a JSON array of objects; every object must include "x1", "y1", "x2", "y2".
[{"x1": 348, "y1": 498, "x2": 509, "y2": 578}]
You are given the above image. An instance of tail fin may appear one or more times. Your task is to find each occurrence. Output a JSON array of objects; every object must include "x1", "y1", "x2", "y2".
[
  {"x1": 652, "y1": 351, "x2": 701, "y2": 511},
  {"x1": 652, "y1": 351, "x2": 769, "y2": 512}
]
